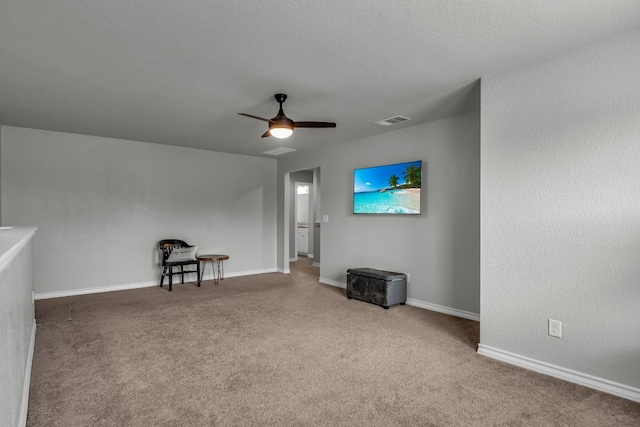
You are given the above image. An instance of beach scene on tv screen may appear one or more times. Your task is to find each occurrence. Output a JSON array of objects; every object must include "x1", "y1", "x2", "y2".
[{"x1": 353, "y1": 160, "x2": 421, "y2": 214}]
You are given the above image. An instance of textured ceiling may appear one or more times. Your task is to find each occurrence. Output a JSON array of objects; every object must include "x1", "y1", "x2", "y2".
[{"x1": 1, "y1": 1, "x2": 639, "y2": 158}]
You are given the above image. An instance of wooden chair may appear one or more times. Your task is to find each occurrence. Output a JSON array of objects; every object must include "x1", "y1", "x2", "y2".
[{"x1": 158, "y1": 239, "x2": 200, "y2": 291}]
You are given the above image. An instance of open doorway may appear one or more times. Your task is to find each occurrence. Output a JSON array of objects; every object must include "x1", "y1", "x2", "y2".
[
  {"x1": 286, "y1": 168, "x2": 321, "y2": 272},
  {"x1": 295, "y1": 182, "x2": 311, "y2": 258}
]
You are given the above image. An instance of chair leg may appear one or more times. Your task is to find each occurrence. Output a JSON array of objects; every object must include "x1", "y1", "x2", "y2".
[
  {"x1": 159, "y1": 266, "x2": 166, "y2": 287},
  {"x1": 180, "y1": 265, "x2": 185, "y2": 283},
  {"x1": 169, "y1": 266, "x2": 173, "y2": 292},
  {"x1": 197, "y1": 262, "x2": 201, "y2": 287}
]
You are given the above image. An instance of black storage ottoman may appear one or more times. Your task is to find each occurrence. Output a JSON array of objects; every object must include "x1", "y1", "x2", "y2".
[{"x1": 346, "y1": 268, "x2": 407, "y2": 309}]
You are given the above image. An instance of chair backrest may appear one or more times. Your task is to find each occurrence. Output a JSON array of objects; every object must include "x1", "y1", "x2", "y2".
[{"x1": 158, "y1": 239, "x2": 190, "y2": 263}]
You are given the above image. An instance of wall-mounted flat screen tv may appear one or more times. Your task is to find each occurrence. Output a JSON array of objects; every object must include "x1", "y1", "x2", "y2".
[{"x1": 353, "y1": 160, "x2": 422, "y2": 215}]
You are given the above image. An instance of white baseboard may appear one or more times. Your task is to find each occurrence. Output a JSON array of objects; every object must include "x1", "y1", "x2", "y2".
[
  {"x1": 319, "y1": 277, "x2": 346, "y2": 289},
  {"x1": 193, "y1": 268, "x2": 278, "y2": 283},
  {"x1": 222, "y1": 268, "x2": 278, "y2": 278},
  {"x1": 35, "y1": 280, "x2": 158, "y2": 300},
  {"x1": 319, "y1": 278, "x2": 479, "y2": 321},
  {"x1": 35, "y1": 281, "x2": 158, "y2": 300},
  {"x1": 19, "y1": 320, "x2": 36, "y2": 427},
  {"x1": 278, "y1": 256, "x2": 315, "y2": 264},
  {"x1": 478, "y1": 344, "x2": 640, "y2": 403},
  {"x1": 35, "y1": 268, "x2": 279, "y2": 300},
  {"x1": 406, "y1": 298, "x2": 480, "y2": 321},
  {"x1": 312, "y1": 262, "x2": 320, "y2": 268}
]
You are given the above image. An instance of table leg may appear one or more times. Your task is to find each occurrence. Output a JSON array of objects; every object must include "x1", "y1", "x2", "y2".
[
  {"x1": 197, "y1": 257, "x2": 227, "y2": 285},
  {"x1": 214, "y1": 260, "x2": 220, "y2": 284},
  {"x1": 199, "y1": 260, "x2": 214, "y2": 286}
]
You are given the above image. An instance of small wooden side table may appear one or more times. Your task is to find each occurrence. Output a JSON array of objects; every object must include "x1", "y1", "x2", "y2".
[{"x1": 197, "y1": 254, "x2": 229, "y2": 285}]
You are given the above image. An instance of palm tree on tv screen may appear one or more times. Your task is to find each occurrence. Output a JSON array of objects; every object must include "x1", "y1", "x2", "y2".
[
  {"x1": 403, "y1": 164, "x2": 421, "y2": 188},
  {"x1": 388, "y1": 174, "x2": 399, "y2": 189}
]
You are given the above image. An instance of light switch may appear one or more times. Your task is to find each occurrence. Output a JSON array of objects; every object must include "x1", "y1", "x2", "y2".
[{"x1": 323, "y1": 215, "x2": 329, "y2": 223}]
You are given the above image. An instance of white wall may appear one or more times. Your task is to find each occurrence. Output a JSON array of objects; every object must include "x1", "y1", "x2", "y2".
[
  {"x1": 0, "y1": 228, "x2": 36, "y2": 427},
  {"x1": 278, "y1": 111, "x2": 480, "y2": 316},
  {"x1": 1, "y1": 127, "x2": 277, "y2": 295},
  {"x1": 289, "y1": 171, "x2": 313, "y2": 260},
  {"x1": 480, "y1": 29, "x2": 640, "y2": 393},
  {"x1": 312, "y1": 168, "x2": 321, "y2": 264},
  {"x1": 296, "y1": 192, "x2": 309, "y2": 225},
  {"x1": 0, "y1": 120, "x2": 2, "y2": 223}
]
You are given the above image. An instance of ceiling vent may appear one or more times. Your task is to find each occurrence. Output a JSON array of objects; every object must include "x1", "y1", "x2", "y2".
[
  {"x1": 375, "y1": 115, "x2": 412, "y2": 126},
  {"x1": 261, "y1": 147, "x2": 297, "y2": 156}
]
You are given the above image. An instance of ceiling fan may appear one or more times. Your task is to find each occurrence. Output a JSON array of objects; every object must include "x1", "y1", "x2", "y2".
[{"x1": 238, "y1": 94, "x2": 336, "y2": 139}]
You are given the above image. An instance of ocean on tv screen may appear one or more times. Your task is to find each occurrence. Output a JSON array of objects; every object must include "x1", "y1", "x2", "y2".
[{"x1": 353, "y1": 189, "x2": 420, "y2": 214}]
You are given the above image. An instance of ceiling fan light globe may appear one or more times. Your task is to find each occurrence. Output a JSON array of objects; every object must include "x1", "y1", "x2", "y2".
[{"x1": 270, "y1": 127, "x2": 293, "y2": 139}]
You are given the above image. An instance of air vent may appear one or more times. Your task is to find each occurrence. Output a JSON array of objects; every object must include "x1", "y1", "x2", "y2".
[
  {"x1": 261, "y1": 147, "x2": 297, "y2": 156},
  {"x1": 375, "y1": 115, "x2": 412, "y2": 126}
]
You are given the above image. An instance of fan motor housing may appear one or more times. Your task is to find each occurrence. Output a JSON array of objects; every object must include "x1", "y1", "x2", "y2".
[{"x1": 270, "y1": 117, "x2": 294, "y2": 129}]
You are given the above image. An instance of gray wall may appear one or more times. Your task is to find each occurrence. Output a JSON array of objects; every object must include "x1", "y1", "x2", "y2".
[
  {"x1": 480, "y1": 29, "x2": 640, "y2": 389},
  {"x1": 1, "y1": 127, "x2": 277, "y2": 295},
  {"x1": 278, "y1": 111, "x2": 480, "y2": 315},
  {"x1": 0, "y1": 230, "x2": 35, "y2": 427},
  {"x1": 312, "y1": 168, "x2": 321, "y2": 265},
  {"x1": 0, "y1": 120, "x2": 2, "y2": 224}
]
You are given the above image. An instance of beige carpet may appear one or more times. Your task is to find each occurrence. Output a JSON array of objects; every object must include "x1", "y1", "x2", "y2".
[{"x1": 29, "y1": 258, "x2": 640, "y2": 426}]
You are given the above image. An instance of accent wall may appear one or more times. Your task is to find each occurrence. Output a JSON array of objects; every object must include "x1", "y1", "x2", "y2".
[
  {"x1": 1, "y1": 127, "x2": 277, "y2": 296},
  {"x1": 277, "y1": 111, "x2": 481, "y2": 318}
]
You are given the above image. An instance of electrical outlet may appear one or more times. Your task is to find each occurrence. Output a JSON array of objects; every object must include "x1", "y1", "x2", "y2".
[
  {"x1": 548, "y1": 319, "x2": 562, "y2": 338},
  {"x1": 323, "y1": 215, "x2": 329, "y2": 223},
  {"x1": 406, "y1": 273, "x2": 410, "y2": 284}
]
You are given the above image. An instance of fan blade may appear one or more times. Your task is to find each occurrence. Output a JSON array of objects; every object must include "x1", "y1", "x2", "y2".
[
  {"x1": 238, "y1": 113, "x2": 274, "y2": 123},
  {"x1": 261, "y1": 130, "x2": 271, "y2": 138},
  {"x1": 293, "y1": 121, "x2": 336, "y2": 128}
]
